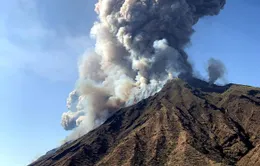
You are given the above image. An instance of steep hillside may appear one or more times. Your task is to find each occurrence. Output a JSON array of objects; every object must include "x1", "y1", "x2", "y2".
[{"x1": 30, "y1": 78, "x2": 260, "y2": 166}]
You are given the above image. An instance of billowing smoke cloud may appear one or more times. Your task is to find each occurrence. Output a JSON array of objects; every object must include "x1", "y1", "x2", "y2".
[
  {"x1": 207, "y1": 58, "x2": 226, "y2": 84},
  {"x1": 62, "y1": 0, "x2": 226, "y2": 139}
]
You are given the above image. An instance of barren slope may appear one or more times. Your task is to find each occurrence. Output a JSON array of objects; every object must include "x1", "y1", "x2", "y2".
[{"x1": 29, "y1": 78, "x2": 260, "y2": 166}]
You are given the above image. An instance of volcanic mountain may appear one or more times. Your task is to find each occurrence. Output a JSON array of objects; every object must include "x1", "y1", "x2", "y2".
[{"x1": 29, "y1": 78, "x2": 260, "y2": 166}]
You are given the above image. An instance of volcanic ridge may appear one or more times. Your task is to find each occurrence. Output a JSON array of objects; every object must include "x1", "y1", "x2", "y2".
[{"x1": 30, "y1": 77, "x2": 260, "y2": 166}]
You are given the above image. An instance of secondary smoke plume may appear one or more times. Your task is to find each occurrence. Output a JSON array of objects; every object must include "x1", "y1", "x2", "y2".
[
  {"x1": 61, "y1": 0, "x2": 226, "y2": 140},
  {"x1": 207, "y1": 58, "x2": 226, "y2": 84}
]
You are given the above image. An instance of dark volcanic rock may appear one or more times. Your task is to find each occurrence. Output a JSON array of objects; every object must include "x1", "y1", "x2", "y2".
[{"x1": 29, "y1": 78, "x2": 260, "y2": 166}]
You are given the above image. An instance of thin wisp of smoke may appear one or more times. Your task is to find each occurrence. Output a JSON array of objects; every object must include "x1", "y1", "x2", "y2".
[{"x1": 62, "y1": 0, "x2": 226, "y2": 140}]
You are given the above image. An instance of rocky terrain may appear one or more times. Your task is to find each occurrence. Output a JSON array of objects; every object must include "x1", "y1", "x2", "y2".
[{"x1": 29, "y1": 78, "x2": 260, "y2": 166}]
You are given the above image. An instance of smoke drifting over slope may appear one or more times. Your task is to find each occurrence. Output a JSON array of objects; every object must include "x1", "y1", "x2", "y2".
[
  {"x1": 61, "y1": 0, "x2": 226, "y2": 139},
  {"x1": 207, "y1": 58, "x2": 226, "y2": 84}
]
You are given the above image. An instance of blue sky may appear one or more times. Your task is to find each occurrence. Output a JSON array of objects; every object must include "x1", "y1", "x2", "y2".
[{"x1": 0, "y1": 0, "x2": 259, "y2": 165}]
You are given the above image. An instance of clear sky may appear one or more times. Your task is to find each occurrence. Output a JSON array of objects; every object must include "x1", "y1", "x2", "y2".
[{"x1": 0, "y1": 0, "x2": 259, "y2": 165}]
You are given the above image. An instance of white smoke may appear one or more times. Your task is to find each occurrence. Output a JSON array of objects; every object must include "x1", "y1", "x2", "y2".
[{"x1": 61, "y1": 0, "x2": 226, "y2": 140}]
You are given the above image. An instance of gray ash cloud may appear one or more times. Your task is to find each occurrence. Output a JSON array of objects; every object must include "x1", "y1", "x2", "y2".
[
  {"x1": 62, "y1": 0, "x2": 226, "y2": 140},
  {"x1": 207, "y1": 58, "x2": 226, "y2": 84}
]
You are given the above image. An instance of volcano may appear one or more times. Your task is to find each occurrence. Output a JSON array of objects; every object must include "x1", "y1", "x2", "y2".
[{"x1": 29, "y1": 78, "x2": 260, "y2": 166}]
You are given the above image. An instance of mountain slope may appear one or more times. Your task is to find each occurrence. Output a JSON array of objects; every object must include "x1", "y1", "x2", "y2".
[{"x1": 29, "y1": 78, "x2": 260, "y2": 166}]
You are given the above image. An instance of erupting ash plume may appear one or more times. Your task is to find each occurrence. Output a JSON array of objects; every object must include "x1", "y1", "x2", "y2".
[
  {"x1": 61, "y1": 0, "x2": 226, "y2": 139},
  {"x1": 207, "y1": 58, "x2": 226, "y2": 84}
]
